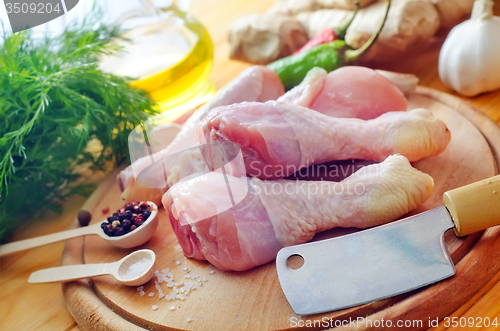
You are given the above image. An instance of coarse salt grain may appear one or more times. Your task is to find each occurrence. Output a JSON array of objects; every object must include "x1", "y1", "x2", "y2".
[
  {"x1": 138, "y1": 263, "x2": 209, "y2": 306},
  {"x1": 139, "y1": 291, "x2": 145, "y2": 296},
  {"x1": 123, "y1": 258, "x2": 152, "y2": 280},
  {"x1": 152, "y1": 305, "x2": 158, "y2": 310},
  {"x1": 176, "y1": 260, "x2": 181, "y2": 265},
  {"x1": 155, "y1": 281, "x2": 165, "y2": 299},
  {"x1": 187, "y1": 317, "x2": 192, "y2": 322}
]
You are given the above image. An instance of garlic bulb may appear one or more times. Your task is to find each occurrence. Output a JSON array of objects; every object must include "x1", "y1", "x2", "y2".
[{"x1": 438, "y1": 0, "x2": 500, "y2": 97}]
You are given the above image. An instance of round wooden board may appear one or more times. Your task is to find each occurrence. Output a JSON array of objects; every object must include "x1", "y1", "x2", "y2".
[{"x1": 62, "y1": 87, "x2": 500, "y2": 331}]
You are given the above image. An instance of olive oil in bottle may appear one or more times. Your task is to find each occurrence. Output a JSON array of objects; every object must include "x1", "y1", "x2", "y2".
[{"x1": 100, "y1": 2, "x2": 215, "y2": 121}]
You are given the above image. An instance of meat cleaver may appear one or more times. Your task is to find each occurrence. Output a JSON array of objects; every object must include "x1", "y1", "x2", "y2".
[{"x1": 276, "y1": 175, "x2": 500, "y2": 315}]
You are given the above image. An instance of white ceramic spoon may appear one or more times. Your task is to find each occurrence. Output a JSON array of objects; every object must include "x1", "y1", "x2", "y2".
[
  {"x1": 28, "y1": 249, "x2": 156, "y2": 286},
  {"x1": 0, "y1": 202, "x2": 159, "y2": 257}
]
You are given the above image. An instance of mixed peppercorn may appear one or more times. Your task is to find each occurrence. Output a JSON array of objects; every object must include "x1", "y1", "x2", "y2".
[{"x1": 101, "y1": 201, "x2": 152, "y2": 237}]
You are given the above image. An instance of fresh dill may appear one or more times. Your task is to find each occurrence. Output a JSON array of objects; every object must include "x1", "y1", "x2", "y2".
[{"x1": 0, "y1": 15, "x2": 157, "y2": 242}]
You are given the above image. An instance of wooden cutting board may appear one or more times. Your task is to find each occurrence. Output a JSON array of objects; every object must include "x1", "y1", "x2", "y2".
[{"x1": 62, "y1": 87, "x2": 500, "y2": 331}]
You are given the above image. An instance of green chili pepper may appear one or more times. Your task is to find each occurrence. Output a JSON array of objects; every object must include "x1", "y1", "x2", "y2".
[
  {"x1": 269, "y1": 40, "x2": 347, "y2": 90},
  {"x1": 268, "y1": 0, "x2": 391, "y2": 90},
  {"x1": 334, "y1": 1, "x2": 360, "y2": 40}
]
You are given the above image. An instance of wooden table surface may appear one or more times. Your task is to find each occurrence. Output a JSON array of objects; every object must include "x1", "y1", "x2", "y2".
[{"x1": 1, "y1": 0, "x2": 500, "y2": 330}]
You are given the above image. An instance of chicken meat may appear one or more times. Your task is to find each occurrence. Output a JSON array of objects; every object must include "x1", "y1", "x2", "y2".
[
  {"x1": 278, "y1": 66, "x2": 408, "y2": 119},
  {"x1": 163, "y1": 154, "x2": 434, "y2": 271},
  {"x1": 201, "y1": 101, "x2": 451, "y2": 179}
]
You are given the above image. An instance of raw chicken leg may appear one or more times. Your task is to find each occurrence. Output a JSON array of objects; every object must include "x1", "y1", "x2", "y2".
[
  {"x1": 163, "y1": 155, "x2": 434, "y2": 271},
  {"x1": 118, "y1": 65, "x2": 285, "y2": 205},
  {"x1": 278, "y1": 66, "x2": 408, "y2": 119},
  {"x1": 201, "y1": 101, "x2": 450, "y2": 179}
]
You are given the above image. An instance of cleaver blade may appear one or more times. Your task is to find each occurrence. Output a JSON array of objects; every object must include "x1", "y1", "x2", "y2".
[{"x1": 276, "y1": 175, "x2": 500, "y2": 315}]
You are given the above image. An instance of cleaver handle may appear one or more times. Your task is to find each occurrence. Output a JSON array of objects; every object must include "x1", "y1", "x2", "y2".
[{"x1": 444, "y1": 175, "x2": 500, "y2": 236}]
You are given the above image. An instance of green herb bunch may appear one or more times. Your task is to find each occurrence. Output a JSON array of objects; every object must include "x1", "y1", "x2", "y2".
[{"x1": 0, "y1": 17, "x2": 157, "y2": 242}]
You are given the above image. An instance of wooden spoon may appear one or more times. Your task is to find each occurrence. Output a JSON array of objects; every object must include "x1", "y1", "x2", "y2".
[
  {"x1": 28, "y1": 249, "x2": 156, "y2": 286},
  {"x1": 0, "y1": 202, "x2": 159, "y2": 257}
]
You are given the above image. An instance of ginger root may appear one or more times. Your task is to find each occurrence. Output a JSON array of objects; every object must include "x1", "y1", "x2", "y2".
[
  {"x1": 227, "y1": 0, "x2": 477, "y2": 64},
  {"x1": 431, "y1": 0, "x2": 475, "y2": 27},
  {"x1": 268, "y1": 0, "x2": 376, "y2": 15},
  {"x1": 228, "y1": 13, "x2": 308, "y2": 64},
  {"x1": 267, "y1": 0, "x2": 322, "y2": 15},
  {"x1": 298, "y1": 0, "x2": 441, "y2": 62}
]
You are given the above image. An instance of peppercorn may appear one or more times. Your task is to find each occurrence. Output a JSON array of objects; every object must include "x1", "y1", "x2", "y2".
[
  {"x1": 115, "y1": 226, "x2": 126, "y2": 236},
  {"x1": 104, "y1": 225, "x2": 115, "y2": 236},
  {"x1": 134, "y1": 215, "x2": 144, "y2": 225},
  {"x1": 77, "y1": 210, "x2": 92, "y2": 227},
  {"x1": 122, "y1": 219, "x2": 132, "y2": 230}
]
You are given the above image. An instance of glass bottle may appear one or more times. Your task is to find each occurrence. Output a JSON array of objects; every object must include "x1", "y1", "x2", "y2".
[{"x1": 100, "y1": 0, "x2": 215, "y2": 120}]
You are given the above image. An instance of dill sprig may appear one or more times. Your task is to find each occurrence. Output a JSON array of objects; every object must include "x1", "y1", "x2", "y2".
[{"x1": 0, "y1": 15, "x2": 157, "y2": 242}]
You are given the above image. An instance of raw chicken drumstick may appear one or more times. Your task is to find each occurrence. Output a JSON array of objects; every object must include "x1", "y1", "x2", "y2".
[
  {"x1": 163, "y1": 154, "x2": 434, "y2": 271},
  {"x1": 278, "y1": 66, "x2": 409, "y2": 119},
  {"x1": 201, "y1": 101, "x2": 451, "y2": 179}
]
